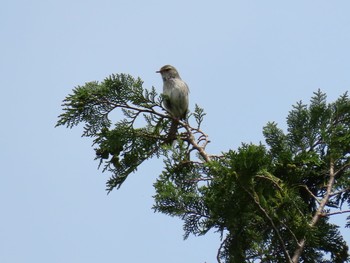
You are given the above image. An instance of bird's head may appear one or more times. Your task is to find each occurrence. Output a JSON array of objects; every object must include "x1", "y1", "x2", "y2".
[{"x1": 156, "y1": 65, "x2": 181, "y2": 81}]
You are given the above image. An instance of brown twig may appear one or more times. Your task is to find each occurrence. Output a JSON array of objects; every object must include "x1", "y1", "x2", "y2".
[{"x1": 183, "y1": 123, "x2": 211, "y2": 162}]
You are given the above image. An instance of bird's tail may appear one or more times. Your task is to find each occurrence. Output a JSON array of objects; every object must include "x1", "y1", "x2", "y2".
[{"x1": 165, "y1": 120, "x2": 179, "y2": 144}]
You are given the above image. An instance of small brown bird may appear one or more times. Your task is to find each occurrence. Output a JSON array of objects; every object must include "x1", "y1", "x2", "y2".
[{"x1": 156, "y1": 65, "x2": 189, "y2": 142}]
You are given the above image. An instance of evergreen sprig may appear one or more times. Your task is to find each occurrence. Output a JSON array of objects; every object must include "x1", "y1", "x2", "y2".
[
  {"x1": 56, "y1": 73, "x2": 209, "y2": 192},
  {"x1": 56, "y1": 74, "x2": 170, "y2": 190}
]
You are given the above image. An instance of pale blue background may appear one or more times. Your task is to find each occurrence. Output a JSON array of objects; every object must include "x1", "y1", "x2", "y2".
[{"x1": 1, "y1": 1, "x2": 350, "y2": 262}]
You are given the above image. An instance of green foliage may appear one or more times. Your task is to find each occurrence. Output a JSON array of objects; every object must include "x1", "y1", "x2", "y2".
[
  {"x1": 154, "y1": 89, "x2": 350, "y2": 262},
  {"x1": 193, "y1": 103, "x2": 206, "y2": 129},
  {"x1": 56, "y1": 73, "x2": 206, "y2": 192},
  {"x1": 264, "y1": 90, "x2": 350, "y2": 210},
  {"x1": 153, "y1": 141, "x2": 210, "y2": 239},
  {"x1": 57, "y1": 74, "x2": 167, "y2": 191},
  {"x1": 154, "y1": 144, "x2": 311, "y2": 262},
  {"x1": 262, "y1": 89, "x2": 350, "y2": 262},
  {"x1": 57, "y1": 73, "x2": 350, "y2": 263}
]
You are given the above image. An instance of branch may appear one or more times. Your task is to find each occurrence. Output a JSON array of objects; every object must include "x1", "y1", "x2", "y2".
[
  {"x1": 329, "y1": 187, "x2": 350, "y2": 197},
  {"x1": 93, "y1": 90, "x2": 169, "y2": 120},
  {"x1": 216, "y1": 238, "x2": 226, "y2": 263},
  {"x1": 243, "y1": 186, "x2": 293, "y2": 263},
  {"x1": 278, "y1": 220, "x2": 301, "y2": 248},
  {"x1": 255, "y1": 173, "x2": 283, "y2": 192},
  {"x1": 185, "y1": 177, "x2": 213, "y2": 183},
  {"x1": 291, "y1": 159, "x2": 336, "y2": 263},
  {"x1": 124, "y1": 102, "x2": 168, "y2": 118},
  {"x1": 323, "y1": 209, "x2": 350, "y2": 217},
  {"x1": 334, "y1": 162, "x2": 350, "y2": 177},
  {"x1": 183, "y1": 123, "x2": 211, "y2": 162},
  {"x1": 298, "y1": 184, "x2": 321, "y2": 204}
]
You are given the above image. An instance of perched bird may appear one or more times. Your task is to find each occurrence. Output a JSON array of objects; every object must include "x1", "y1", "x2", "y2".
[{"x1": 156, "y1": 65, "x2": 189, "y2": 142}]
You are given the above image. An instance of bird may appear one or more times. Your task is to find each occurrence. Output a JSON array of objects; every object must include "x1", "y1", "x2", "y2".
[{"x1": 156, "y1": 65, "x2": 189, "y2": 142}]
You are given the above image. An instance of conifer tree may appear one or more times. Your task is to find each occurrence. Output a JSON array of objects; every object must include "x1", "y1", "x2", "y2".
[{"x1": 57, "y1": 73, "x2": 350, "y2": 262}]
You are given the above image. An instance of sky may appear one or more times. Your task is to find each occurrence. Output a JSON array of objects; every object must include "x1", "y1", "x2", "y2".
[{"x1": 1, "y1": 1, "x2": 350, "y2": 262}]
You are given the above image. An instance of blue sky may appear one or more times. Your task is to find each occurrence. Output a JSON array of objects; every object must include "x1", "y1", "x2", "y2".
[{"x1": 1, "y1": 1, "x2": 350, "y2": 262}]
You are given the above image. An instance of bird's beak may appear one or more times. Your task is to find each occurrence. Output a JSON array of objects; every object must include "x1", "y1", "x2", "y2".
[{"x1": 156, "y1": 70, "x2": 160, "y2": 73}]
